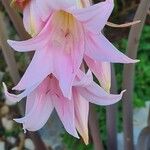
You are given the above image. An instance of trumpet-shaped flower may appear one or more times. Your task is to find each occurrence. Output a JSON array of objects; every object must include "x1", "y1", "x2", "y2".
[
  {"x1": 12, "y1": 0, "x2": 112, "y2": 91},
  {"x1": 3, "y1": 70, "x2": 125, "y2": 144},
  {"x1": 8, "y1": 0, "x2": 138, "y2": 98}
]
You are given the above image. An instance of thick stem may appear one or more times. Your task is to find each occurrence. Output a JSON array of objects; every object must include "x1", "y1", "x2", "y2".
[
  {"x1": 2, "y1": 0, "x2": 32, "y2": 60},
  {"x1": 106, "y1": 65, "x2": 118, "y2": 150},
  {"x1": 1, "y1": 0, "x2": 30, "y2": 40},
  {"x1": 89, "y1": 104, "x2": 104, "y2": 150},
  {"x1": 122, "y1": 0, "x2": 150, "y2": 150},
  {"x1": 0, "y1": 12, "x2": 20, "y2": 84}
]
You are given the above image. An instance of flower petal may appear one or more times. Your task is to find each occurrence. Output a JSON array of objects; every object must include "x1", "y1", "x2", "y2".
[
  {"x1": 23, "y1": 2, "x2": 31, "y2": 34},
  {"x1": 47, "y1": 0, "x2": 77, "y2": 10},
  {"x1": 73, "y1": 89, "x2": 89, "y2": 144},
  {"x1": 84, "y1": 56, "x2": 111, "y2": 91},
  {"x1": 59, "y1": 21, "x2": 85, "y2": 97},
  {"x1": 85, "y1": 33, "x2": 139, "y2": 63},
  {"x1": 35, "y1": 0, "x2": 52, "y2": 21},
  {"x1": 23, "y1": 0, "x2": 45, "y2": 36},
  {"x1": 71, "y1": 21, "x2": 85, "y2": 75},
  {"x1": 7, "y1": 16, "x2": 53, "y2": 52},
  {"x1": 70, "y1": 0, "x2": 114, "y2": 33},
  {"x1": 14, "y1": 79, "x2": 54, "y2": 131},
  {"x1": 2, "y1": 82, "x2": 38, "y2": 103},
  {"x1": 53, "y1": 50, "x2": 74, "y2": 99},
  {"x1": 52, "y1": 94, "x2": 79, "y2": 138},
  {"x1": 15, "y1": 95, "x2": 54, "y2": 131},
  {"x1": 13, "y1": 48, "x2": 53, "y2": 91},
  {"x1": 52, "y1": 21, "x2": 84, "y2": 99},
  {"x1": 78, "y1": 81, "x2": 126, "y2": 105},
  {"x1": 73, "y1": 70, "x2": 93, "y2": 87}
]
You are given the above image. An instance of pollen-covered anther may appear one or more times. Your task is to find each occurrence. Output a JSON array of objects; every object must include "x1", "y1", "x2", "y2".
[{"x1": 11, "y1": 0, "x2": 30, "y2": 10}]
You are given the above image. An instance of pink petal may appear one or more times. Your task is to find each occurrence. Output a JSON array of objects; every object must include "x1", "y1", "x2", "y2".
[
  {"x1": 7, "y1": 37, "x2": 44, "y2": 52},
  {"x1": 35, "y1": 0, "x2": 52, "y2": 21},
  {"x1": 78, "y1": 81, "x2": 126, "y2": 105},
  {"x1": 23, "y1": 0, "x2": 45, "y2": 36},
  {"x1": 52, "y1": 94, "x2": 79, "y2": 138},
  {"x1": 23, "y1": 3, "x2": 31, "y2": 35},
  {"x1": 71, "y1": 21, "x2": 85, "y2": 75},
  {"x1": 58, "y1": 21, "x2": 84, "y2": 98},
  {"x1": 69, "y1": 0, "x2": 114, "y2": 33},
  {"x1": 85, "y1": 33, "x2": 139, "y2": 63},
  {"x1": 73, "y1": 70, "x2": 93, "y2": 87},
  {"x1": 52, "y1": 21, "x2": 84, "y2": 99},
  {"x1": 15, "y1": 94, "x2": 53, "y2": 131},
  {"x1": 7, "y1": 16, "x2": 53, "y2": 52},
  {"x1": 2, "y1": 82, "x2": 38, "y2": 103},
  {"x1": 13, "y1": 47, "x2": 53, "y2": 91},
  {"x1": 84, "y1": 56, "x2": 111, "y2": 91},
  {"x1": 73, "y1": 89, "x2": 89, "y2": 144},
  {"x1": 25, "y1": 78, "x2": 50, "y2": 114},
  {"x1": 14, "y1": 79, "x2": 54, "y2": 131},
  {"x1": 53, "y1": 50, "x2": 74, "y2": 99},
  {"x1": 47, "y1": 0, "x2": 77, "y2": 10}
]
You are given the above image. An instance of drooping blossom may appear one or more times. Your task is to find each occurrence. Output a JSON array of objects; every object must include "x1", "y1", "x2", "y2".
[
  {"x1": 8, "y1": 0, "x2": 138, "y2": 99},
  {"x1": 12, "y1": 0, "x2": 112, "y2": 92},
  {"x1": 4, "y1": 0, "x2": 138, "y2": 143},
  {"x1": 3, "y1": 70, "x2": 125, "y2": 144}
]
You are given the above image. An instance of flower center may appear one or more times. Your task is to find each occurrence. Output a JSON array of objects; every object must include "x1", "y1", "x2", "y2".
[
  {"x1": 54, "y1": 11, "x2": 75, "y2": 37},
  {"x1": 51, "y1": 11, "x2": 77, "y2": 52},
  {"x1": 11, "y1": 0, "x2": 30, "y2": 10}
]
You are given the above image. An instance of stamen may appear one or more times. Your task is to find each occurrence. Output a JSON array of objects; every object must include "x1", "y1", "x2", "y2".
[
  {"x1": 106, "y1": 20, "x2": 141, "y2": 28},
  {"x1": 11, "y1": 0, "x2": 30, "y2": 10}
]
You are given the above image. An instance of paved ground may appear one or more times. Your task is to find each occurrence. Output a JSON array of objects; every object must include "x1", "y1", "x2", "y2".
[{"x1": 117, "y1": 101, "x2": 150, "y2": 150}]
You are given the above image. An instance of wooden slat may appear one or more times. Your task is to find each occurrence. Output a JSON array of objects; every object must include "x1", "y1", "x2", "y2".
[
  {"x1": 122, "y1": 0, "x2": 150, "y2": 149},
  {"x1": 1, "y1": 0, "x2": 30, "y2": 40},
  {"x1": 106, "y1": 65, "x2": 118, "y2": 150},
  {"x1": 0, "y1": 12, "x2": 20, "y2": 84},
  {"x1": 89, "y1": 104, "x2": 104, "y2": 150}
]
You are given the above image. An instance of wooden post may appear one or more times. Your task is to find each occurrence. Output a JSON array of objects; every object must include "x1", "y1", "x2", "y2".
[
  {"x1": 2, "y1": 0, "x2": 30, "y2": 40},
  {"x1": 89, "y1": 104, "x2": 104, "y2": 150},
  {"x1": 106, "y1": 65, "x2": 118, "y2": 150},
  {"x1": 122, "y1": 0, "x2": 150, "y2": 149}
]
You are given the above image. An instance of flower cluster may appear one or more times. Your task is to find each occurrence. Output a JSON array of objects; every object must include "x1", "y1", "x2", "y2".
[{"x1": 4, "y1": 0, "x2": 137, "y2": 144}]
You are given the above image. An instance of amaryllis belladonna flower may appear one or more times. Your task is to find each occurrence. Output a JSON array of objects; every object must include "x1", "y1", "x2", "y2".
[
  {"x1": 3, "y1": 70, "x2": 125, "y2": 144},
  {"x1": 3, "y1": 0, "x2": 139, "y2": 144},
  {"x1": 7, "y1": 0, "x2": 138, "y2": 99},
  {"x1": 12, "y1": 0, "x2": 112, "y2": 92}
]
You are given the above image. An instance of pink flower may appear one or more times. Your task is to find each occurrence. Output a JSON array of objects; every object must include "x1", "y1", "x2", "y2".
[
  {"x1": 3, "y1": 70, "x2": 125, "y2": 144},
  {"x1": 8, "y1": 0, "x2": 138, "y2": 99}
]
